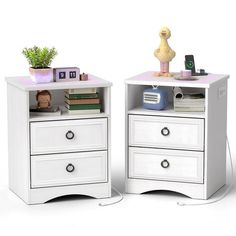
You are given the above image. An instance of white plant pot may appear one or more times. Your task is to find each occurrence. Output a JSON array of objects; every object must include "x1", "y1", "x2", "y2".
[{"x1": 29, "y1": 67, "x2": 53, "y2": 84}]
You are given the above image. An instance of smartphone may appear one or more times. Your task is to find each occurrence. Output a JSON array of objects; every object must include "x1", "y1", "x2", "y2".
[{"x1": 185, "y1": 55, "x2": 196, "y2": 74}]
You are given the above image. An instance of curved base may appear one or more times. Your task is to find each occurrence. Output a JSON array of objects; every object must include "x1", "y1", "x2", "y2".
[
  {"x1": 135, "y1": 188, "x2": 196, "y2": 199},
  {"x1": 141, "y1": 189, "x2": 191, "y2": 199},
  {"x1": 153, "y1": 71, "x2": 173, "y2": 77},
  {"x1": 13, "y1": 182, "x2": 111, "y2": 205},
  {"x1": 126, "y1": 178, "x2": 207, "y2": 200},
  {"x1": 44, "y1": 193, "x2": 96, "y2": 203}
]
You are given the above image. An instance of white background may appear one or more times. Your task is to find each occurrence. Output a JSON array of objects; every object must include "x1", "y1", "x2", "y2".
[{"x1": 0, "y1": 0, "x2": 236, "y2": 235}]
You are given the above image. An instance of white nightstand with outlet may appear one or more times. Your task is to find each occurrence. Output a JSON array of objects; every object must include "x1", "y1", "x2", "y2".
[
  {"x1": 125, "y1": 71, "x2": 229, "y2": 199},
  {"x1": 6, "y1": 74, "x2": 112, "y2": 204}
]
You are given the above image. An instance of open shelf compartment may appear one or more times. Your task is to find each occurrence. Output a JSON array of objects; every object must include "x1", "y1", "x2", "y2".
[
  {"x1": 126, "y1": 84, "x2": 206, "y2": 118},
  {"x1": 29, "y1": 87, "x2": 110, "y2": 121}
]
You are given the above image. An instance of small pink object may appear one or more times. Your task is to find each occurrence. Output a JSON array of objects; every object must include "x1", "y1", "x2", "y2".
[
  {"x1": 160, "y1": 62, "x2": 169, "y2": 73},
  {"x1": 181, "y1": 70, "x2": 192, "y2": 78},
  {"x1": 80, "y1": 73, "x2": 88, "y2": 81}
]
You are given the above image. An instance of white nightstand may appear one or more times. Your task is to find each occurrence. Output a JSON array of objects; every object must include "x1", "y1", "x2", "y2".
[
  {"x1": 6, "y1": 74, "x2": 112, "y2": 204},
  {"x1": 125, "y1": 71, "x2": 229, "y2": 199}
]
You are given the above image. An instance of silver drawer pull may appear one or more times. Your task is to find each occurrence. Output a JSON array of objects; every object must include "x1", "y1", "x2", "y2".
[
  {"x1": 161, "y1": 127, "x2": 170, "y2": 136},
  {"x1": 65, "y1": 130, "x2": 75, "y2": 140},
  {"x1": 66, "y1": 163, "x2": 75, "y2": 173},
  {"x1": 161, "y1": 159, "x2": 169, "y2": 168}
]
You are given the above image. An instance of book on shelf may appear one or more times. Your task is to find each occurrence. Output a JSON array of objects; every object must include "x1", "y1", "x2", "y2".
[
  {"x1": 174, "y1": 107, "x2": 205, "y2": 112},
  {"x1": 65, "y1": 109, "x2": 101, "y2": 115},
  {"x1": 65, "y1": 98, "x2": 100, "y2": 105},
  {"x1": 174, "y1": 101, "x2": 205, "y2": 106},
  {"x1": 65, "y1": 103, "x2": 101, "y2": 110},
  {"x1": 174, "y1": 94, "x2": 205, "y2": 102},
  {"x1": 65, "y1": 92, "x2": 99, "y2": 99},
  {"x1": 65, "y1": 87, "x2": 101, "y2": 114},
  {"x1": 65, "y1": 88, "x2": 97, "y2": 94},
  {"x1": 30, "y1": 105, "x2": 61, "y2": 116},
  {"x1": 174, "y1": 92, "x2": 205, "y2": 112},
  {"x1": 174, "y1": 105, "x2": 205, "y2": 112}
]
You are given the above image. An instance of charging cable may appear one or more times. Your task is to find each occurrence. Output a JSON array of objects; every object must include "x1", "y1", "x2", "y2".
[
  {"x1": 177, "y1": 136, "x2": 234, "y2": 206},
  {"x1": 99, "y1": 137, "x2": 233, "y2": 207},
  {"x1": 99, "y1": 186, "x2": 124, "y2": 206}
]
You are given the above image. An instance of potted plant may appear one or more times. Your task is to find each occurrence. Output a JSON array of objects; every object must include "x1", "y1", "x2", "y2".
[{"x1": 22, "y1": 46, "x2": 57, "y2": 83}]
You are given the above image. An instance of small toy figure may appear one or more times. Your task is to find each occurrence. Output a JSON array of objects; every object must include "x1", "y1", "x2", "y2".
[
  {"x1": 36, "y1": 90, "x2": 51, "y2": 108},
  {"x1": 80, "y1": 73, "x2": 88, "y2": 81},
  {"x1": 154, "y1": 27, "x2": 176, "y2": 77}
]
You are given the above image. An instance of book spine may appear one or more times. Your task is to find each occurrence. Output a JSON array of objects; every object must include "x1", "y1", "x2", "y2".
[
  {"x1": 65, "y1": 88, "x2": 97, "y2": 94},
  {"x1": 65, "y1": 98, "x2": 100, "y2": 105},
  {"x1": 66, "y1": 109, "x2": 101, "y2": 114},
  {"x1": 174, "y1": 107, "x2": 205, "y2": 112},
  {"x1": 65, "y1": 93, "x2": 98, "y2": 99},
  {"x1": 65, "y1": 103, "x2": 101, "y2": 110}
]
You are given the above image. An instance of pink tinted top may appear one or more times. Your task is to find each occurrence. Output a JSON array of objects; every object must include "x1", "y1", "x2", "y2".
[
  {"x1": 125, "y1": 71, "x2": 229, "y2": 88},
  {"x1": 5, "y1": 74, "x2": 112, "y2": 91}
]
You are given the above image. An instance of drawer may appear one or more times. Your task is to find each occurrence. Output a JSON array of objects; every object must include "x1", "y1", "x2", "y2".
[
  {"x1": 129, "y1": 115, "x2": 204, "y2": 151},
  {"x1": 30, "y1": 118, "x2": 107, "y2": 155},
  {"x1": 129, "y1": 147, "x2": 203, "y2": 183},
  {"x1": 31, "y1": 151, "x2": 107, "y2": 188}
]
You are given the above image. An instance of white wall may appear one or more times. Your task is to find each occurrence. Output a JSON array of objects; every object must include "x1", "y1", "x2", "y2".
[{"x1": 0, "y1": 0, "x2": 235, "y2": 235}]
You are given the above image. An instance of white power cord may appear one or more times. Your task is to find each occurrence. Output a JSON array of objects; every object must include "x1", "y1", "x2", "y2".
[
  {"x1": 177, "y1": 136, "x2": 234, "y2": 206},
  {"x1": 98, "y1": 137, "x2": 233, "y2": 207},
  {"x1": 99, "y1": 186, "x2": 124, "y2": 206}
]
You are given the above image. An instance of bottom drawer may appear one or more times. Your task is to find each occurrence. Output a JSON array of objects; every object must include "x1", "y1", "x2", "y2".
[
  {"x1": 31, "y1": 151, "x2": 107, "y2": 188},
  {"x1": 129, "y1": 147, "x2": 203, "y2": 183}
]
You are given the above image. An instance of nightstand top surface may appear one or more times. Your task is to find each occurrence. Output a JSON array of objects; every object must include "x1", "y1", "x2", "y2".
[
  {"x1": 5, "y1": 74, "x2": 112, "y2": 91},
  {"x1": 125, "y1": 71, "x2": 229, "y2": 88}
]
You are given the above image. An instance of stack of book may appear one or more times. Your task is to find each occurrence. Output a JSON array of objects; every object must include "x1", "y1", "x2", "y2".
[
  {"x1": 65, "y1": 88, "x2": 101, "y2": 114},
  {"x1": 174, "y1": 93, "x2": 205, "y2": 112}
]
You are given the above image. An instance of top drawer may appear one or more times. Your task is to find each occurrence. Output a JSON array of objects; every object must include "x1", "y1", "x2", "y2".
[
  {"x1": 129, "y1": 115, "x2": 204, "y2": 151},
  {"x1": 30, "y1": 118, "x2": 107, "y2": 155}
]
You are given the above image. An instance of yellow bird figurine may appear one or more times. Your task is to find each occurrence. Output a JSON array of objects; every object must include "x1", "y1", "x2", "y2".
[{"x1": 154, "y1": 27, "x2": 176, "y2": 77}]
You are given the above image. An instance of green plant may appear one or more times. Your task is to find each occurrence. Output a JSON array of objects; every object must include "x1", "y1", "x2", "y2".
[{"x1": 22, "y1": 46, "x2": 57, "y2": 68}]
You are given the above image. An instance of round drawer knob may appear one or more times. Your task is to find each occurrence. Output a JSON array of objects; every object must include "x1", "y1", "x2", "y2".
[
  {"x1": 161, "y1": 159, "x2": 169, "y2": 168},
  {"x1": 161, "y1": 127, "x2": 170, "y2": 136},
  {"x1": 66, "y1": 163, "x2": 75, "y2": 173},
  {"x1": 66, "y1": 130, "x2": 74, "y2": 140}
]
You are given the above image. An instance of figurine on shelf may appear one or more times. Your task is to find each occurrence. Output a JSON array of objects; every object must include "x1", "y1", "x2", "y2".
[
  {"x1": 36, "y1": 90, "x2": 51, "y2": 108},
  {"x1": 154, "y1": 27, "x2": 176, "y2": 77}
]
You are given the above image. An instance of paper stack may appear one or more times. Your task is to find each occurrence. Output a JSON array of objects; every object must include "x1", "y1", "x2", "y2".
[{"x1": 173, "y1": 87, "x2": 205, "y2": 112}]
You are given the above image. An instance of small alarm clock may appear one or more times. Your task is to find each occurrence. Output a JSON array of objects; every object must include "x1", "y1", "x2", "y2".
[{"x1": 143, "y1": 87, "x2": 168, "y2": 110}]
